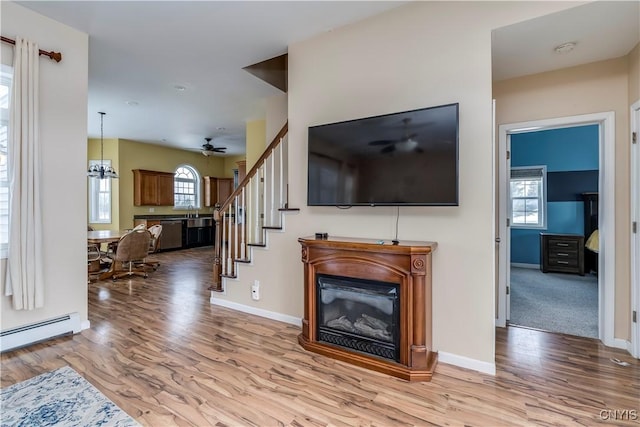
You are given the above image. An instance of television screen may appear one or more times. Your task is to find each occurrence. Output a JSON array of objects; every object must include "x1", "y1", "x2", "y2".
[{"x1": 307, "y1": 103, "x2": 459, "y2": 206}]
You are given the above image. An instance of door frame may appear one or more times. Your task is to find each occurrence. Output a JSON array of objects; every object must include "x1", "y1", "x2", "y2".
[
  {"x1": 497, "y1": 112, "x2": 616, "y2": 348},
  {"x1": 631, "y1": 100, "x2": 640, "y2": 358}
]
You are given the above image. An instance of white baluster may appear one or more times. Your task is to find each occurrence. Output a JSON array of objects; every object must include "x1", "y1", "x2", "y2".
[
  {"x1": 227, "y1": 205, "x2": 233, "y2": 274},
  {"x1": 270, "y1": 149, "x2": 276, "y2": 226},
  {"x1": 241, "y1": 187, "x2": 246, "y2": 260},
  {"x1": 221, "y1": 211, "x2": 227, "y2": 275},
  {"x1": 260, "y1": 165, "x2": 265, "y2": 242},
  {"x1": 278, "y1": 139, "x2": 284, "y2": 210},
  {"x1": 248, "y1": 175, "x2": 254, "y2": 245},
  {"x1": 234, "y1": 196, "x2": 239, "y2": 261}
]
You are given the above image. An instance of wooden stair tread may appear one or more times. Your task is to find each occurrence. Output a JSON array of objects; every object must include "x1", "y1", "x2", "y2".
[
  {"x1": 278, "y1": 207, "x2": 300, "y2": 212},
  {"x1": 248, "y1": 243, "x2": 267, "y2": 247},
  {"x1": 263, "y1": 226, "x2": 282, "y2": 230}
]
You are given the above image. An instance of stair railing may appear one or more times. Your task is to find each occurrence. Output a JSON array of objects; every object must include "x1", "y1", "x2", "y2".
[{"x1": 211, "y1": 122, "x2": 289, "y2": 291}]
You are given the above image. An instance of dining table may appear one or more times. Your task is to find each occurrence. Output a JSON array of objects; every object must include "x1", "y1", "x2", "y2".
[
  {"x1": 87, "y1": 229, "x2": 128, "y2": 281},
  {"x1": 87, "y1": 229, "x2": 126, "y2": 245}
]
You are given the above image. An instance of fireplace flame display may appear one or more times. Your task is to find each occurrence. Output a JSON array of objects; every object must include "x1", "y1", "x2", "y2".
[
  {"x1": 327, "y1": 314, "x2": 392, "y2": 342},
  {"x1": 317, "y1": 274, "x2": 400, "y2": 361}
]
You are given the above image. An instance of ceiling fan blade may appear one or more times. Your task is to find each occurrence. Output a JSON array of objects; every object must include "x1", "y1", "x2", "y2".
[
  {"x1": 213, "y1": 147, "x2": 227, "y2": 152},
  {"x1": 381, "y1": 145, "x2": 395, "y2": 154},
  {"x1": 368, "y1": 139, "x2": 396, "y2": 146},
  {"x1": 414, "y1": 147, "x2": 424, "y2": 153}
]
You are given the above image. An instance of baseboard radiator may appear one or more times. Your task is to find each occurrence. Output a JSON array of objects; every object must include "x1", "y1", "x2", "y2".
[{"x1": 0, "y1": 312, "x2": 81, "y2": 353}]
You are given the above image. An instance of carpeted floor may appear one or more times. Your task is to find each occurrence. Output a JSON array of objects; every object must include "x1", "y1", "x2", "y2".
[
  {"x1": 509, "y1": 267, "x2": 598, "y2": 338},
  {"x1": 0, "y1": 366, "x2": 139, "y2": 427}
]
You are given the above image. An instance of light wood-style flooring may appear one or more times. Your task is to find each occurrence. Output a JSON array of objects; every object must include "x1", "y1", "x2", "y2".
[{"x1": 2, "y1": 247, "x2": 639, "y2": 426}]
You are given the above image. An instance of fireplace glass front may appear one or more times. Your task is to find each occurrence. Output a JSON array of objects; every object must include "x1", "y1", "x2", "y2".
[{"x1": 316, "y1": 274, "x2": 400, "y2": 362}]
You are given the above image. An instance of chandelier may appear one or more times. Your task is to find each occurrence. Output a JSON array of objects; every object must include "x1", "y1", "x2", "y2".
[{"x1": 87, "y1": 112, "x2": 118, "y2": 179}]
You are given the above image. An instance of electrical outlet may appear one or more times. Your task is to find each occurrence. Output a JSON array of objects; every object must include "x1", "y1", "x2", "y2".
[
  {"x1": 149, "y1": 207, "x2": 155, "y2": 212},
  {"x1": 251, "y1": 280, "x2": 260, "y2": 300}
]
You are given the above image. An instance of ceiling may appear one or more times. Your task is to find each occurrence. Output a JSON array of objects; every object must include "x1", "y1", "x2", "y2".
[
  {"x1": 492, "y1": 1, "x2": 639, "y2": 82},
  {"x1": 16, "y1": 1, "x2": 640, "y2": 156}
]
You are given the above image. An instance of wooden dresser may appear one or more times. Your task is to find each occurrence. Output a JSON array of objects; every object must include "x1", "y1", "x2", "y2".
[{"x1": 540, "y1": 233, "x2": 585, "y2": 276}]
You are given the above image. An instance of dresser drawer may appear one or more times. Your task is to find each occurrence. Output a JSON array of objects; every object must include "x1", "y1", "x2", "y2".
[
  {"x1": 547, "y1": 239, "x2": 578, "y2": 251},
  {"x1": 547, "y1": 256, "x2": 579, "y2": 268},
  {"x1": 548, "y1": 248, "x2": 578, "y2": 259}
]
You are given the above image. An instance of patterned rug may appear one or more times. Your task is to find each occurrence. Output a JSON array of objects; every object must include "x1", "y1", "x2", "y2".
[{"x1": 1, "y1": 366, "x2": 139, "y2": 427}]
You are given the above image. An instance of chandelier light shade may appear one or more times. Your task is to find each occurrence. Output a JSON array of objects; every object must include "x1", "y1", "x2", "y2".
[{"x1": 87, "y1": 112, "x2": 118, "y2": 179}]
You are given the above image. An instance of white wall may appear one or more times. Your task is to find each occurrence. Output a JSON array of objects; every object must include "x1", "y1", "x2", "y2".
[
  {"x1": 1, "y1": 2, "x2": 89, "y2": 330},
  {"x1": 266, "y1": 92, "x2": 287, "y2": 144},
  {"x1": 215, "y1": 1, "x2": 581, "y2": 370}
]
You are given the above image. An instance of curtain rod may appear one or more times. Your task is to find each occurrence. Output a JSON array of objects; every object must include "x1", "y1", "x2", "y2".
[{"x1": 1, "y1": 36, "x2": 62, "y2": 63}]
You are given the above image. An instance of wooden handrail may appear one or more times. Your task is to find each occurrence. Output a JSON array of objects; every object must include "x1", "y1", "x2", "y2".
[
  {"x1": 218, "y1": 122, "x2": 288, "y2": 213},
  {"x1": 211, "y1": 121, "x2": 288, "y2": 291}
]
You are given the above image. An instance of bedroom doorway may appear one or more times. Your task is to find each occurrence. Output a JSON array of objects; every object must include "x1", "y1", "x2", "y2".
[
  {"x1": 507, "y1": 125, "x2": 599, "y2": 338},
  {"x1": 497, "y1": 112, "x2": 616, "y2": 347}
]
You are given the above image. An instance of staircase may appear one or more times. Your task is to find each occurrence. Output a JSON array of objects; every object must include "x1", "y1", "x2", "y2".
[{"x1": 211, "y1": 122, "x2": 297, "y2": 292}]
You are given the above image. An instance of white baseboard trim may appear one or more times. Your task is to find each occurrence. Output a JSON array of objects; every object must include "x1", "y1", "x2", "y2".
[
  {"x1": 510, "y1": 263, "x2": 540, "y2": 269},
  {"x1": 80, "y1": 320, "x2": 91, "y2": 331},
  {"x1": 210, "y1": 296, "x2": 302, "y2": 327},
  {"x1": 438, "y1": 351, "x2": 496, "y2": 376},
  {"x1": 610, "y1": 337, "x2": 631, "y2": 351}
]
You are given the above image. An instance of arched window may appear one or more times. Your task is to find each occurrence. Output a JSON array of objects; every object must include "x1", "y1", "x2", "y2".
[{"x1": 174, "y1": 165, "x2": 200, "y2": 209}]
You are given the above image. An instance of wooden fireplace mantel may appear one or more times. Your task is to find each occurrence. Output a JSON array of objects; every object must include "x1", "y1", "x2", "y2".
[{"x1": 298, "y1": 236, "x2": 438, "y2": 381}]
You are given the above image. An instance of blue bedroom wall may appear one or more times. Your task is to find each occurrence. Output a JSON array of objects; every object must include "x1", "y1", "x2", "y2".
[{"x1": 510, "y1": 125, "x2": 599, "y2": 265}]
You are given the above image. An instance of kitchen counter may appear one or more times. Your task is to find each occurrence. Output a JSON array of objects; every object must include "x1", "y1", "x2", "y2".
[
  {"x1": 134, "y1": 215, "x2": 215, "y2": 250},
  {"x1": 133, "y1": 214, "x2": 214, "y2": 220}
]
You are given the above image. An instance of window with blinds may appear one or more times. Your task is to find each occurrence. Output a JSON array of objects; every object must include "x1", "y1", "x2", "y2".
[
  {"x1": 510, "y1": 166, "x2": 547, "y2": 228},
  {"x1": 0, "y1": 65, "x2": 12, "y2": 258}
]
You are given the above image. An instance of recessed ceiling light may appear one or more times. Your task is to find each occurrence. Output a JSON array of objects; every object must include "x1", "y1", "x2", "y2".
[
  {"x1": 554, "y1": 42, "x2": 577, "y2": 54},
  {"x1": 173, "y1": 84, "x2": 187, "y2": 91},
  {"x1": 125, "y1": 100, "x2": 139, "y2": 106}
]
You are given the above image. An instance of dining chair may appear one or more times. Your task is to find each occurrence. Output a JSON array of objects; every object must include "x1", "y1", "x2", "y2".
[
  {"x1": 87, "y1": 243, "x2": 102, "y2": 283},
  {"x1": 140, "y1": 224, "x2": 163, "y2": 271},
  {"x1": 111, "y1": 229, "x2": 152, "y2": 281}
]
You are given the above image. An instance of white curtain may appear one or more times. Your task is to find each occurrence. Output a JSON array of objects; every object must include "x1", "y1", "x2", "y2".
[{"x1": 5, "y1": 37, "x2": 44, "y2": 310}]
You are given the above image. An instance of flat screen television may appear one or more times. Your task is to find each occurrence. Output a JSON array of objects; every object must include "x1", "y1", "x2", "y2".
[{"x1": 307, "y1": 103, "x2": 459, "y2": 206}]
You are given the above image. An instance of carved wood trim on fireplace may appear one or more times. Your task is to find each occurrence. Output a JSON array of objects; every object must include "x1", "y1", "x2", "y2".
[{"x1": 298, "y1": 236, "x2": 438, "y2": 382}]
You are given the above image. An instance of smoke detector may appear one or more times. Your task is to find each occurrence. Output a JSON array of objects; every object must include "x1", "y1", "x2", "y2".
[{"x1": 554, "y1": 42, "x2": 577, "y2": 54}]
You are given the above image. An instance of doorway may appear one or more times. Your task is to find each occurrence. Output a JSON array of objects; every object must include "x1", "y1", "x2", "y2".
[
  {"x1": 497, "y1": 112, "x2": 616, "y2": 347},
  {"x1": 506, "y1": 125, "x2": 599, "y2": 338},
  {"x1": 632, "y1": 101, "x2": 640, "y2": 358}
]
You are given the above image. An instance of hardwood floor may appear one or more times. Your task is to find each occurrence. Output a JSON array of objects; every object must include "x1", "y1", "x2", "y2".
[{"x1": 2, "y1": 247, "x2": 639, "y2": 426}]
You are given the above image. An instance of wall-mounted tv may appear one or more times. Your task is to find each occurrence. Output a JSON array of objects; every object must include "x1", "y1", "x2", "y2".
[{"x1": 307, "y1": 103, "x2": 459, "y2": 206}]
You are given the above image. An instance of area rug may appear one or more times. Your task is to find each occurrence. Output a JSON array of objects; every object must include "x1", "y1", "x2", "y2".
[{"x1": 1, "y1": 366, "x2": 139, "y2": 427}]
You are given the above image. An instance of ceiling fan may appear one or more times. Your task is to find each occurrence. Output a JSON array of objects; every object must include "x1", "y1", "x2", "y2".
[
  {"x1": 201, "y1": 137, "x2": 227, "y2": 156},
  {"x1": 367, "y1": 118, "x2": 423, "y2": 154}
]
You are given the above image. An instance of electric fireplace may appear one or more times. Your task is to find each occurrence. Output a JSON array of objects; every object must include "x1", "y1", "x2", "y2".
[
  {"x1": 317, "y1": 274, "x2": 400, "y2": 362},
  {"x1": 298, "y1": 236, "x2": 438, "y2": 381}
]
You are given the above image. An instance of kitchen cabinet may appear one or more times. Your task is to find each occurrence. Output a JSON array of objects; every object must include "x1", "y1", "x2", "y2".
[
  {"x1": 236, "y1": 160, "x2": 246, "y2": 184},
  {"x1": 133, "y1": 169, "x2": 175, "y2": 206},
  {"x1": 203, "y1": 176, "x2": 233, "y2": 207}
]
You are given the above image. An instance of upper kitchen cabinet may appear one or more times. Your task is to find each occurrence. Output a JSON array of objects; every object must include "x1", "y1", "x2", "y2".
[
  {"x1": 133, "y1": 169, "x2": 175, "y2": 206},
  {"x1": 203, "y1": 176, "x2": 233, "y2": 207}
]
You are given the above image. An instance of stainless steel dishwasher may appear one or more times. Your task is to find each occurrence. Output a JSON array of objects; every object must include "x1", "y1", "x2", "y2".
[{"x1": 159, "y1": 220, "x2": 183, "y2": 250}]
